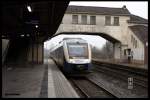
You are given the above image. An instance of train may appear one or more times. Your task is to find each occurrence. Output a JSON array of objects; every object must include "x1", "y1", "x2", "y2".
[{"x1": 50, "y1": 38, "x2": 92, "y2": 75}]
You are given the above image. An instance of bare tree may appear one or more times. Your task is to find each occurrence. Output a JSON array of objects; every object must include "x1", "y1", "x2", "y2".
[
  {"x1": 101, "y1": 41, "x2": 113, "y2": 59},
  {"x1": 92, "y1": 41, "x2": 113, "y2": 59}
]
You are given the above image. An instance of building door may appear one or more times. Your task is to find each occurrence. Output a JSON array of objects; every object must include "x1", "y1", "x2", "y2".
[{"x1": 127, "y1": 49, "x2": 131, "y2": 63}]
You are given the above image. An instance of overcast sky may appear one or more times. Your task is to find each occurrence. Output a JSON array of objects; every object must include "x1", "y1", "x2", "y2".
[{"x1": 44, "y1": 1, "x2": 148, "y2": 50}]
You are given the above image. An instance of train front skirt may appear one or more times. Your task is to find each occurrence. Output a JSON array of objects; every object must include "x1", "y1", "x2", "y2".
[{"x1": 63, "y1": 62, "x2": 92, "y2": 74}]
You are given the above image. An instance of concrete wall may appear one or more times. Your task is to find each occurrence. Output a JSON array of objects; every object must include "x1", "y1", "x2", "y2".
[
  {"x1": 2, "y1": 39, "x2": 9, "y2": 64},
  {"x1": 58, "y1": 14, "x2": 130, "y2": 45},
  {"x1": 38, "y1": 44, "x2": 43, "y2": 63},
  {"x1": 114, "y1": 43, "x2": 121, "y2": 59},
  {"x1": 27, "y1": 42, "x2": 43, "y2": 64},
  {"x1": 28, "y1": 43, "x2": 33, "y2": 62},
  {"x1": 2, "y1": 39, "x2": 9, "y2": 56},
  {"x1": 33, "y1": 44, "x2": 38, "y2": 62}
]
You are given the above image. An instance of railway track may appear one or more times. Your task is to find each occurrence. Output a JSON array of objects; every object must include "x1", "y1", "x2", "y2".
[
  {"x1": 92, "y1": 62, "x2": 148, "y2": 88},
  {"x1": 93, "y1": 61, "x2": 148, "y2": 77},
  {"x1": 70, "y1": 77, "x2": 117, "y2": 98}
]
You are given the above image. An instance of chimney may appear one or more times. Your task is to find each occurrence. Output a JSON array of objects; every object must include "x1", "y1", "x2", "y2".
[{"x1": 122, "y1": 5, "x2": 126, "y2": 9}]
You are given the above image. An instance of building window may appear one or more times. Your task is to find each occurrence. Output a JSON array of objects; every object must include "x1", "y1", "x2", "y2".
[
  {"x1": 131, "y1": 35, "x2": 138, "y2": 48},
  {"x1": 133, "y1": 38, "x2": 135, "y2": 48},
  {"x1": 131, "y1": 35, "x2": 133, "y2": 43},
  {"x1": 90, "y1": 16, "x2": 96, "y2": 25},
  {"x1": 81, "y1": 15, "x2": 87, "y2": 24},
  {"x1": 124, "y1": 49, "x2": 126, "y2": 56},
  {"x1": 72, "y1": 15, "x2": 78, "y2": 24},
  {"x1": 135, "y1": 40, "x2": 137, "y2": 48},
  {"x1": 105, "y1": 16, "x2": 111, "y2": 25},
  {"x1": 114, "y1": 17, "x2": 119, "y2": 26}
]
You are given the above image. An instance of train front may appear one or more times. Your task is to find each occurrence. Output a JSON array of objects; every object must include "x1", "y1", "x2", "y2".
[{"x1": 63, "y1": 39, "x2": 92, "y2": 74}]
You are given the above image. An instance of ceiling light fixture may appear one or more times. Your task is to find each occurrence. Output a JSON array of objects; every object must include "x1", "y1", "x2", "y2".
[
  {"x1": 21, "y1": 34, "x2": 24, "y2": 37},
  {"x1": 35, "y1": 25, "x2": 38, "y2": 28},
  {"x1": 27, "y1": 34, "x2": 30, "y2": 37},
  {"x1": 27, "y1": 6, "x2": 32, "y2": 12}
]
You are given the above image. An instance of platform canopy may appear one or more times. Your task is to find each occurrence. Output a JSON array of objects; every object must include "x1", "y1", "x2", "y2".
[{"x1": 2, "y1": 1, "x2": 69, "y2": 41}]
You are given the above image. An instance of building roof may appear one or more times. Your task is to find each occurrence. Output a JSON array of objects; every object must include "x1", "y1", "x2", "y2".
[
  {"x1": 128, "y1": 15, "x2": 148, "y2": 24},
  {"x1": 129, "y1": 25, "x2": 148, "y2": 44},
  {"x1": 66, "y1": 5, "x2": 131, "y2": 16}
]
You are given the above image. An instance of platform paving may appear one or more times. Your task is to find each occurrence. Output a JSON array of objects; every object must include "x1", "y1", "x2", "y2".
[
  {"x1": 47, "y1": 59, "x2": 79, "y2": 98},
  {"x1": 2, "y1": 59, "x2": 79, "y2": 98},
  {"x1": 2, "y1": 64, "x2": 45, "y2": 98}
]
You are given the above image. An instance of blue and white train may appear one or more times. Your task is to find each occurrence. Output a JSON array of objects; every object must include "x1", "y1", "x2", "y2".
[{"x1": 50, "y1": 38, "x2": 92, "y2": 75}]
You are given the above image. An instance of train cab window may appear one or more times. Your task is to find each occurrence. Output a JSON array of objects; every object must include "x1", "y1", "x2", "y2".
[{"x1": 67, "y1": 44, "x2": 88, "y2": 58}]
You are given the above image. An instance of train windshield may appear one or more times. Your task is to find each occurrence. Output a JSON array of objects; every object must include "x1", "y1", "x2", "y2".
[{"x1": 67, "y1": 44, "x2": 88, "y2": 58}]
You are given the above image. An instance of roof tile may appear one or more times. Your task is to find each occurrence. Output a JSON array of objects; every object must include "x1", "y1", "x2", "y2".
[
  {"x1": 66, "y1": 5, "x2": 131, "y2": 15},
  {"x1": 129, "y1": 25, "x2": 148, "y2": 44},
  {"x1": 128, "y1": 15, "x2": 148, "y2": 24}
]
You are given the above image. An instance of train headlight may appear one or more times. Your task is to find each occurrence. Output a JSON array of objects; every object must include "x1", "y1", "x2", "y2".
[{"x1": 71, "y1": 60, "x2": 75, "y2": 63}]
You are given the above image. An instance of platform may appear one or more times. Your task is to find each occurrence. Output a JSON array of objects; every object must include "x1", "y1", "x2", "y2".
[
  {"x1": 2, "y1": 64, "x2": 45, "y2": 98},
  {"x1": 2, "y1": 59, "x2": 79, "y2": 98},
  {"x1": 46, "y1": 59, "x2": 79, "y2": 98}
]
